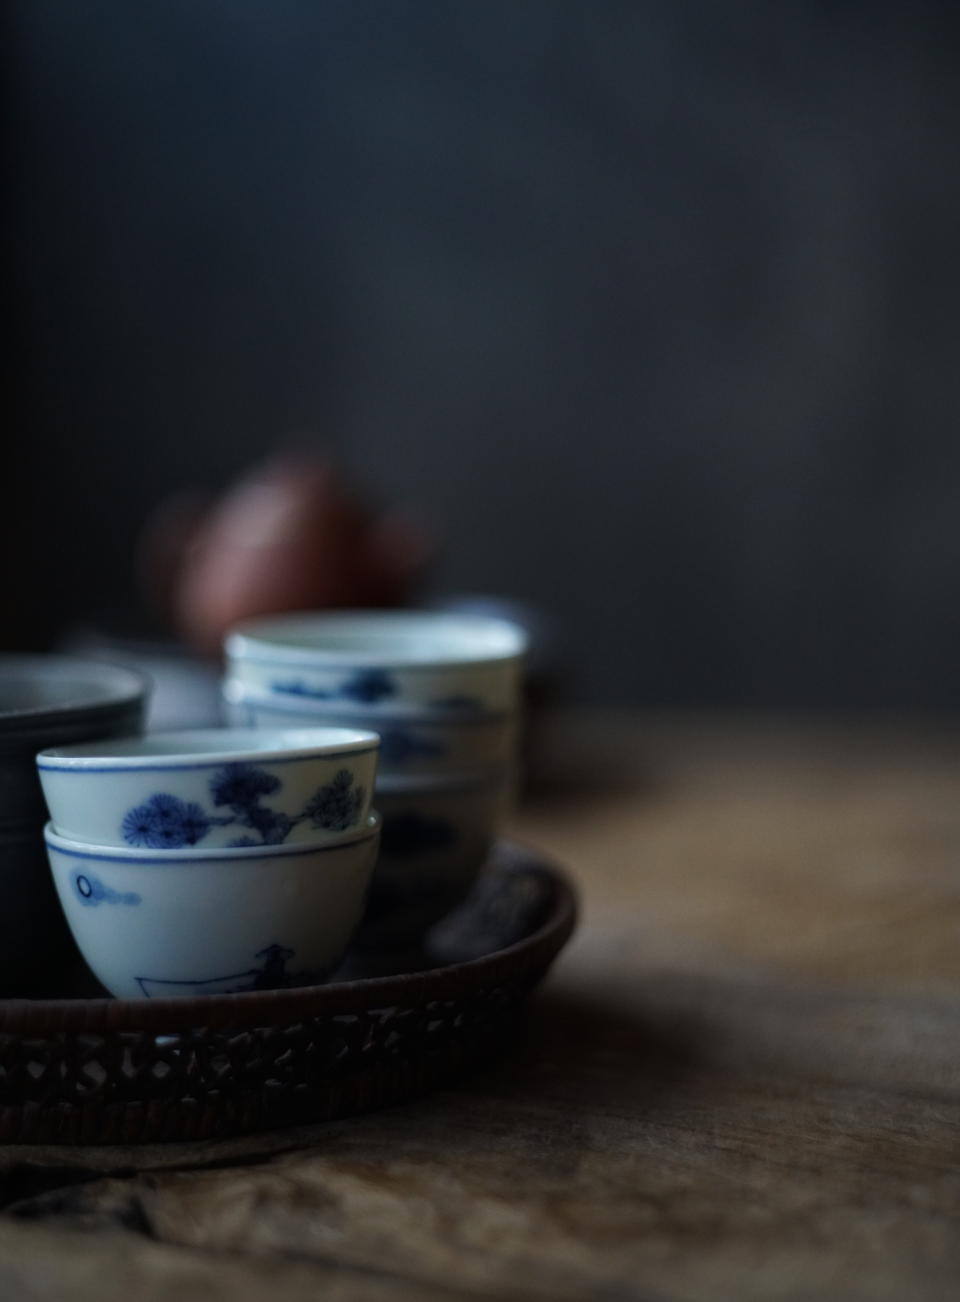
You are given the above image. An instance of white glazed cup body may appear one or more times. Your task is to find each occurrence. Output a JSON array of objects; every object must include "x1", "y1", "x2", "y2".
[
  {"x1": 37, "y1": 728, "x2": 379, "y2": 850},
  {"x1": 223, "y1": 682, "x2": 518, "y2": 778},
  {"x1": 225, "y1": 611, "x2": 527, "y2": 714},
  {"x1": 44, "y1": 816, "x2": 380, "y2": 999},
  {"x1": 354, "y1": 774, "x2": 506, "y2": 950}
]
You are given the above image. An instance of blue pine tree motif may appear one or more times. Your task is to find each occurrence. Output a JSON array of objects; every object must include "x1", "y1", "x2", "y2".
[
  {"x1": 233, "y1": 805, "x2": 294, "y2": 846},
  {"x1": 121, "y1": 762, "x2": 367, "y2": 850},
  {"x1": 210, "y1": 762, "x2": 292, "y2": 845},
  {"x1": 122, "y1": 793, "x2": 212, "y2": 849},
  {"x1": 209, "y1": 763, "x2": 281, "y2": 808},
  {"x1": 303, "y1": 769, "x2": 365, "y2": 832}
]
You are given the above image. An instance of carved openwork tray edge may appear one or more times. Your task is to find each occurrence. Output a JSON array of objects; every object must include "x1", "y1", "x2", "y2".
[{"x1": 0, "y1": 845, "x2": 577, "y2": 1144}]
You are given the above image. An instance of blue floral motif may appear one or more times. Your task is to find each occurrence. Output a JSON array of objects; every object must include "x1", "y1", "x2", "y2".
[
  {"x1": 303, "y1": 769, "x2": 367, "y2": 832},
  {"x1": 210, "y1": 763, "x2": 280, "y2": 808},
  {"x1": 378, "y1": 729, "x2": 444, "y2": 765},
  {"x1": 72, "y1": 871, "x2": 141, "y2": 907},
  {"x1": 210, "y1": 762, "x2": 292, "y2": 846},
  {"x1": 120, "y1": 762, "x2": 365, "y2": 848},
  {"x1": 122, "y1": 793, "x2": 211, "y2": 849}
]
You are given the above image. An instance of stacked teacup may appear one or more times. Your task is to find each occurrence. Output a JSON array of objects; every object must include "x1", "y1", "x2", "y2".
[
  {"x1": 222, "y1": 611, "x2": 528, "y2": 949},
  {"x1": 36, "y1": 727, "x2": 381, "y2": 998}
]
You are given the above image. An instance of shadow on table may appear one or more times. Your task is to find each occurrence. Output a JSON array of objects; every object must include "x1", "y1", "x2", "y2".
[{"x1": 467, "y1": 985, "x2": 710, "y2": 1117}]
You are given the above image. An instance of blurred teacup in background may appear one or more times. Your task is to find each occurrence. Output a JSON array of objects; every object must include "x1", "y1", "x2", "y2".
[{"x1": 223, "y1": 609, "x2": 528, "y2": 949}]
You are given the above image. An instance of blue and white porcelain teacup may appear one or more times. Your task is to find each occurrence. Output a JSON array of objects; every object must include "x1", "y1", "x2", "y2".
[
  {"x1": 225, "y1": 611, "x2": 528, "y2": 714},
  {"x1": 222, "y1": 611, "x2": 527, "y2": 949},
  {"x1": 44, "y1": 813, "x2": 381, "y2": 999},
  {"x1": 353, "y1": 771, "x2": 507, "y2": 950},
  {"x1": 222, "y1": 680, "x2": 518, "y2": 778},
  {"x1": 37, "y1": 727, "x2": 378, "y2": 850}
]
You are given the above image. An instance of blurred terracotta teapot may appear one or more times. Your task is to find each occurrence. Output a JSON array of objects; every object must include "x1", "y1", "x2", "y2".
[{"x1": 140, "y1": 454, "x2": 432, "y2": 657}]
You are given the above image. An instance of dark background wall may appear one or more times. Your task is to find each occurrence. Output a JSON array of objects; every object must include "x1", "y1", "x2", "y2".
[{"x1": 6, "y1": 0, "x2": 960, "y2": 704}]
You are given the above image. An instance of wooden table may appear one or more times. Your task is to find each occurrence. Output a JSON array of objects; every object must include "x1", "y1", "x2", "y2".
[{"x1": 2, "y1": 711, "x2": 959, "y2": 1301}]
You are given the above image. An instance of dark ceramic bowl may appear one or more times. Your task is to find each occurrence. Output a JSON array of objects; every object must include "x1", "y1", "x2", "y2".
[{"x1": 0, "y1": 656, "x2": 148, "y2": 994}]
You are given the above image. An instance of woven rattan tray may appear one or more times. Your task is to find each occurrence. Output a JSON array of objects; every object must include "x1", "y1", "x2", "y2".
[{"x1": 0, "y1": 842, "x2": 575, "y2": 1145}]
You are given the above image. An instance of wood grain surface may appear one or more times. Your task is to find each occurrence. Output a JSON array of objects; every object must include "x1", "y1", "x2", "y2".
[{"x1": 2, "y1": 711, "x2": 958, "y2": 1301}]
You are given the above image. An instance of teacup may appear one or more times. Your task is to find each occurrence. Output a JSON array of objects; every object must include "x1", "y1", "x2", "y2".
[
  {"x1": 44, "y1": 813, "x2": 381, "y2": 999},
  {"x1": 225, "y1": 611, "x2": 527, "y2": 714},
  {"x1": 222, "y1": 680, "x2": 518, "y2": 777},
  {"x1": 37, "y1": 727, "x2": 379, "y2": 849},
  {"x1": 354, "y1": 771, "x2": 507, "y2": 950}
]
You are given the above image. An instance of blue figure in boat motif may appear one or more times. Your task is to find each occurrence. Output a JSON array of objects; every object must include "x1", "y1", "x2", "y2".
[
  {"x1": 135, "y1": 943, "x2": 333, "y2": 997},
  {"x1": 121, "y1": 764, "x2": 365, "y2": 849}
]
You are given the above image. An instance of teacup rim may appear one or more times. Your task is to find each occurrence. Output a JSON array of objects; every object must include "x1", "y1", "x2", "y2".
[
  {"x1": 37, "y1": 726, "x2": 380, "y2": 770},
  {"x1": 225, "y1": 609, "x2": 528, "y2": 668}
]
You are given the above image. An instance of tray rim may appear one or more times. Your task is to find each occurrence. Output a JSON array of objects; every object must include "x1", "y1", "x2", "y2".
[{"x1": 0, "y1": 846, "x2": 577, "y2": 1037}]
